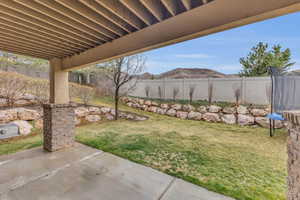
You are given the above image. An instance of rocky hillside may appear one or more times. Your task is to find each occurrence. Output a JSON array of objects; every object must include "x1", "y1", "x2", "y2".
[{"x1": 139, "y1": 68, "x2": 233, "y2": 79}]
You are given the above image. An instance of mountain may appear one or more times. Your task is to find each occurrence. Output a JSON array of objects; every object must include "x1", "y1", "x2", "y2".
[{"x1": 139, "y1": 68, "x2": 234, "y2": 79}]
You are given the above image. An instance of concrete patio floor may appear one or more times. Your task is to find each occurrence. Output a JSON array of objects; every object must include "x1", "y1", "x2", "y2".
[{"x1": 0, "y1": 143, "x2": 234, "y2": 200}]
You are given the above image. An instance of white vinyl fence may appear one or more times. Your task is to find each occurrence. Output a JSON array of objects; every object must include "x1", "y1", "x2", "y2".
[{"x1": 129, "y1": 77, "x2": 271, "y2": 105}]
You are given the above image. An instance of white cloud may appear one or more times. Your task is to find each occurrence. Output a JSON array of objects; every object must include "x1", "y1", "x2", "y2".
[{"x1": 175, "y1": 53, "x2": 212, "y2": 59}]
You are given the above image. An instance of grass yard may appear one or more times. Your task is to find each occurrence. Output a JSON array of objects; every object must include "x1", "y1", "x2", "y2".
[{"x1": 0, "y1": 97, "x2": 288, "y2": 200}]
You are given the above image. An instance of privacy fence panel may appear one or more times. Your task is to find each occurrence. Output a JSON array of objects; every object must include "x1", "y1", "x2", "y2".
[{"x1": 130, "y1": 77, "x2": 271, "y2": 105}]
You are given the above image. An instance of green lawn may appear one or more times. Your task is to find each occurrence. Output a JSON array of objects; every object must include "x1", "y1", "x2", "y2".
[{"x1": 0, "y1": 97, "x2": 288, "y2": 200}]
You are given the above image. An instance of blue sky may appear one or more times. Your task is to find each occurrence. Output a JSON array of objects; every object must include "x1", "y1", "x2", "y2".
[{"x1": 144, "y1": 12, "x2": 300, "y2": 75}]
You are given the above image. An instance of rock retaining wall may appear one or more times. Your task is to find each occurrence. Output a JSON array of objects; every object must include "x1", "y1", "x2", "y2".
[{"x1": 122, "y1": 97, "x2": 284, "y2": 128}]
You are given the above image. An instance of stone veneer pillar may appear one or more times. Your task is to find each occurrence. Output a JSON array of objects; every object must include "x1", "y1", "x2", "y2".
[
  {"x1": 43, "y1": 104, "x2": 75, "y2": 152},
  {"x1": 284, "y1": 111, "x2": 300, "y2": 200}
]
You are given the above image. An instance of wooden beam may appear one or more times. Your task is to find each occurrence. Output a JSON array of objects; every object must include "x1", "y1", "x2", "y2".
[
  {"x1": 0, "y1": 13, "x2": 90, "y2": 51},
  {"x1": 0, "y1": 19, "x2": 81, "y2": 53},
  {"x1": 56, "y1": 0, "x2": 122, "y2": 39},
  {"x1": 77, "y1": 0, "x2": 134, "y2": 33},
  {"x1": 16, "y1": 0, "x2": 108, "y2": 43},
  {"x1": 0, "y1": 1, "x2": 97, "y2": 48},
  {"x1": 0, "y1": 28, "x2": 74, "y2": 56},
  {"x1": 120, "y1": 0, "x2": 156, "y2": 25},
  {"x1": 0, "y1": 46, "x2": 50, "y2": 59},
  {"x1": 139, "y1": 0, "x2": 168, "y2": 21},
  {"x1": 94, "y1": 0, "x2": 145, "y2": 30},
  {"x1": 181, "y1": 0, "x2": 192, "y2": 10},
  {"x1": 161, "y1": 0, "x2": 178, "y2": 16},
  {"x1": 37, "y1": 0, "x2": 122, "y2": 39},
  {"x1": 62, "y1": 0, "x2": 300, "y2": 70}
]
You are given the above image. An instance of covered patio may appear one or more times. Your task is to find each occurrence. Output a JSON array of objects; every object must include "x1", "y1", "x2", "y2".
[{"x1": 0, "y1": 0, "x2": 300, "y2": 199}]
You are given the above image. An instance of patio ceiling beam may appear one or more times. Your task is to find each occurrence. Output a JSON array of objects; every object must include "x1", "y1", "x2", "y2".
[
  {"x1": 62, "y1": 0, "x2": 300, "y2": 70},
  {"x1": 0, "y1": 20, "x2": 81, "y2": 53},
  {"x1": 0, "y1": 42, "x2": 59, "y2": 58},
  {"x1": 55, "y1": 0, "x2": 122, "y2": 39},
  {"x1": 77, "y1": 0, "x2": 134, "y2": 33},
  {"x1": 120, "y1": 0, "x2": 156, "y2": 26},
  {"x1": 0, "y1": 46, "x2": 50, "y2": 59},
  {"x1": 94, "y1": 0, "x2": 146, "y2": 30},
  {"x1": 15, "y1": 0, "x2": 109, "y2": 44},
  {"x1": 181, "y1": 0, "x2": 192, "y2": 10},
  {"x1": 0, "y1": 40, "x2": 65, "y2": 58},
  {"x1": 0, "y1": 5, "x2": 94, "y2": 49},
  {"x1": 0, "y1": 29, "x2": 74, "y2": 56},
  {"x1": 161, "y1": 0, "x2": 180, "y2": 16},
  {"x1": 0, "y1": 14, "x2": 90, "y2": 51},
  {"x1": 139, "y1": 0, "x2": 168, "y2": 22}
]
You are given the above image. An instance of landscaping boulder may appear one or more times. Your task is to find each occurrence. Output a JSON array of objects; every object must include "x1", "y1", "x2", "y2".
[
  {"x1": 166, "y1": 109, "x2": 177, "y2": 117},
  {"x1": 223, "y1": 107, "x2": 236, "y2": 114},
  {"x1": 14, "y1": 99, "x2": 31, "y2": 106},
  {"x1": 0, "y1": 109, "x2": 18, "y2": 123},
  {"x1": 100, "y1": 107, "x2": 111, "y2": 114},
  {"x1": 126, "y1": 102, "x2": 133, "y2": 107},
  {"x1": 152, "y1": 101, "x2": 159, "y2": 106},
  {"x1": 208, "y1": 105, "x2": 222, "y2": 113},
  {"x1": 138, "y1": 99, "x2": 144, "y2": 105},
  {"x1": 171, "y1": 104, "x2": 182, "y2": 110},
  {"x1": 125, "y1": 114, "x2": 135, "y2": 120},
  {"x1": 74, "y1": 107, "x2": 89, "y2": 117},
  {"x1": 156, "y1": 108, "x2": 167, "y2": 115},
  {"x1": 176, "y1": 111, "x2": 188, "y2": 119},
  {"x1": 35, "y1": 119, "x2": 43, "y2": 129},
  {"x1": 221, "y1": 114, "x2": 236, "y2": 124},
  {"x1": 141, "y1": 105, "x2": 148, "y2": 111},
  {"x1": 12, "y1": 120, "x2": 33, "y2": 135},
  {"x1": 160, "y1": 104, "x2": 169, "y2": 109},
  {"x1": 88, "y1": 107, "x2": 101, "y2": 114},
  {"x1": 76, "y1": 117, "x2": 82, "y2": 125},
  {"x1": 134, "y1": 116, "x2": 148, "y2": 121},
  {"x1": 105, "y1": 114, "x2": 114, "y2": 120},
  {"x1": 0, "y1": 98, "x2": 7, "y2": 107},
  {"x1": 255, "y1": 117, "x2": 284, "y2": 129},
  {"x1": 202, "y1": 113, "x2": 221, "y2": 122},
  {"x1": 251, "y1": 109, "x2": 267, "y2": 117},
  {"x1": 187, "y1": 111, "x2": 202, "y2": 120},
  {"x1": 182, "y1": 104, "x2": 195, "y2": 112},
  {"x1": 237, "y1": 105, "x2": 249, "y2": 114},
  {"x1": 148, "y1": 106, "x2": 158, "y2": 113},
  {"x1": 238, "y1": 114, "x2": 254, "y2": 126},
  {"x1": 145, "y1": 100, "x2": 152, "y2": 106},
  {"x1": 85, "y1": 115, "x2": 101, "y2": 122},
  {"x1": 197, "y1": 106, "x2": 207, "y2": 113},
  {"x1": 17, "y1": 108, "x2": 40, "y2": 121}
]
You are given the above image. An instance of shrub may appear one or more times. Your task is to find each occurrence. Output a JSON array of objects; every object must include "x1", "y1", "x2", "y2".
[{"x1": 0, "y1": 71, "x2": 29, "y2": 107}]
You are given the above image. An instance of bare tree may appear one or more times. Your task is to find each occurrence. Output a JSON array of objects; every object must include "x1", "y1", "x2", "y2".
[
  {"x1": 158, "y1": 86, "x2": 163, "y2": 100},
  {"x1": 29, "y1": 79, "x2": 49, "y2": 104},
  {"x1": 173, "y1": 87, "x2": 179, "y2": 102},
  {"x1": 0, "y1": 72, "x2": 29, "y2": 107},
  {"x1": 208, "y1": 83, "x2": 214, "y2": 105},
  {"x1": 104, "y1": 55, "x2": 146, "y2": 120},
  {"x1": 189, "y1": 85, "x2": 196, "y2": 104},
  {"x1": 145, "y1": 86, "x2": 150, "y2": 98}
]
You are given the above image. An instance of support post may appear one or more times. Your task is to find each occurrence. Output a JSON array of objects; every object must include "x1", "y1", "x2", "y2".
[
  {"x1": 284, "y1": 111, "x2": 300, "y2": 200},
  {"x1": 43, "y1": 58, "x2": 75, "y2": 152}
]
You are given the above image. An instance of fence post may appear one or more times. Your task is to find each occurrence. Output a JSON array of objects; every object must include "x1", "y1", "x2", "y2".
[
  {"x1": 163, "y1": 78, "x2": 166, "y2": 100},
  {"x1": 241, "y1": 76, "x2": 246, "y2": 104},
  {"x1": 182, "y1": 78, "x2": 185, "y2": 100}
]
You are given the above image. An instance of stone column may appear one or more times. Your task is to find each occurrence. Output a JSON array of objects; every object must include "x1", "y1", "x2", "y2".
[
  {"x1": 43, "y1": 58, "x2": 75, "y2": 152},
  {"x1": 284, "y1": 111, "x2": 300, "y2": 200}
]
